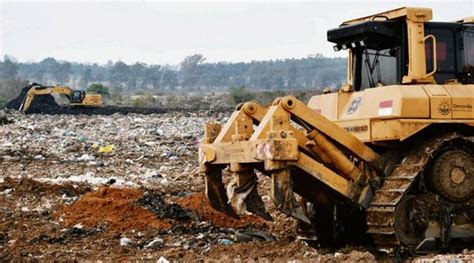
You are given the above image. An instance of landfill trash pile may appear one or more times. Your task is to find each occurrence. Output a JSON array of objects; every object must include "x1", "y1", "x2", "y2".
[{"x1": 0, "y1": 109, "x2": 472, "y2": 261}]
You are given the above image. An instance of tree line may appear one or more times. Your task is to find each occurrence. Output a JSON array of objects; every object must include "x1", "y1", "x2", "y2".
[{"x1": 0, "y1": 54, "x2": 346, "y2": 92}]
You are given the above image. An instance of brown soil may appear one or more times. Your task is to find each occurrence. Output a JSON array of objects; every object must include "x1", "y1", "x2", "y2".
[
  {"x1": 55, "y1": 187, "x2": 172, "y2": 232},
  {"x1": 177, "y1": 192, "x2": 268, "y2": 229},
  {"x1": 0, "y1": 176, "x2": 90, "y2": 197}
]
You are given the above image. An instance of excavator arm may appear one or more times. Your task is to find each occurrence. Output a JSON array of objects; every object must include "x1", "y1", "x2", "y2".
[
  {"x1": 199, "y1": 96, "x2": 380, "y2": 223},
  {"x1": 19, "y1": 85, "x2": 73, "y2": 113}
]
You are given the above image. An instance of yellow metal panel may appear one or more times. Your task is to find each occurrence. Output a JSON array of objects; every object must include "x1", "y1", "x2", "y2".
[
  {"x1": 423, "y1": 85, "x2": 452, "y2": 119},
  {"x1": 342, "y1": 7, "x2": 432, "y2": 25},
  {"x1": 338, "y1": 92, "x2": 356, "y2": 119},
  {"x1": 443, "y1": 84, "x2": 474, "y2": 119},
  {"x1": 370, "y1": 119, "x2": 474, "y2": 141},
  {"x1": 399, "y1": 86, "x2": 430, "y2": 118},
  {"x1": 370, "y1": 120, "x2": 400, "y2": 141},
  {"x1": 336, "y1": 86, "x2": 429, "y2": 120},
  {"x1": 371, "y1": 119, "x2": 431, "y2": 141},
  {"x1": 307, "y1": 92, "x2": 338, "y2": 121},
  {"x1": 200, "y1": 141, "x2": 258, "y2": 164},
  {"x1": 335, "y1": 119, "x2": 370, "y2": 142}
]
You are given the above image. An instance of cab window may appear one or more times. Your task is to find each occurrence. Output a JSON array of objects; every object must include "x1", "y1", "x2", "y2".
[{"x1": 425, "y1": 28, "x2": 456, "y2": 83}]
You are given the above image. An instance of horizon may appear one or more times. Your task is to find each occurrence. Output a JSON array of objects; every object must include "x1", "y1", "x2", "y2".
[{"x1": 1, "y1": 53, "x2": 345, "y2": 67}]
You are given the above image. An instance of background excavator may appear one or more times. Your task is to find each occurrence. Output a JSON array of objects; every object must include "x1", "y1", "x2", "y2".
[
  {"x1": 199, "y1": 7, "x2": 473, "y2": 253},
  {"x1": 18, "y1": 83, "x2": 102, "y2": 113}
]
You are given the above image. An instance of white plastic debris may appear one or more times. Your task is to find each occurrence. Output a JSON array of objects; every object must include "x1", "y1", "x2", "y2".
[
  {"x1": 120, "y1": 237, "x2": 132, "y2": 247},
  {"x1": 76, "y1": 154, "x2": 94, "y2": 161},
  {"x1": 157, "y1": 256, "x2": 170, "y2": 263},
  {"x1": 145, "y1": 237, "x2": 164, "y2": 248}
]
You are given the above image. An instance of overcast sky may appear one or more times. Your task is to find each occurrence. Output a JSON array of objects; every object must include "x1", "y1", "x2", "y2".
[{"x1": 0, "y1": 0, "x2": 472, "y2": 65}]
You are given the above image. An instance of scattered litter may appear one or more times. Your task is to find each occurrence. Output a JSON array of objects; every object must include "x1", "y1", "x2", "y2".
[
  {"x1": 217, "y1": 239, "x2": 234, "y2": 245},
  {"x1": 234, "y1": 230, "x2": 276, "y2": 242},
  {"x1": 76, "y1": 154, "x2": 94, "y2": 162},
  {"x1": 137, "y1": 192, "x2": 191, "y2": 221},
  {"x1": 36, "y1": 173, "x2": 137, "y2": 187},
  {"x1": 120, "y1": 237, "x2": 132, "y2": 247},
  {"x1": 157, "y1": 256, "x2": 170, "y2": 263},
  {"x1": 98, "y1": 144, "x2": 115, "y2": 154},
  {"x1": 144, "y1": 237, "x2": 164, "y2": 248}
]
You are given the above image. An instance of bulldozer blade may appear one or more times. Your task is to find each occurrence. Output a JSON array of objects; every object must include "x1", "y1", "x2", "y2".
[
  {"x1": 271, "y1": 169, "x2": 311, "y2": 224},
  {"x1": 205, "y1": 171, "x2": 239, "y2": 219},
  {"x1": 227, "y1": 172, "x2": 273, "y2": 221}
]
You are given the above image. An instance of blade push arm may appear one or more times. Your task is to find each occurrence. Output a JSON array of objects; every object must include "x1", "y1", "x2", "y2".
[{"x1": 199, "y1": 96, "x2": 381, "y2": 222}]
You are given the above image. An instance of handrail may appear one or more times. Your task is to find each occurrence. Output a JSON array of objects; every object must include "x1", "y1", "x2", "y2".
[{"x1": 423, "y1": 34, "x2": 437, "y2": 78}]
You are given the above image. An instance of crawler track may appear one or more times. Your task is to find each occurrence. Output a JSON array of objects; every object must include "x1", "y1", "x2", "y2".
[{"x1": 366, "y1": 133, "x2": 472, "y2": 250}]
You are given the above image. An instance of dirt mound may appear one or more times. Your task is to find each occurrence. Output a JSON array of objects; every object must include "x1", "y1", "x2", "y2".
[
  {"x1": 177, "y1": 192, "x2": 268, "y2": 229},
  {"x1": 55, "y1": 187, "x2": 172, "y2": 232}
]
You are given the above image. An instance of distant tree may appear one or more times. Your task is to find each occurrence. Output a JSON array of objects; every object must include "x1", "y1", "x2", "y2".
[
  {"x1": 110, "y1": 61, "x2": 130, "y2": 89},
  {"x1": 0, "y1": 58, "x2": 18, "y2": 80},
  {"x1": 87, "y1": 83, "x2": 110, "y2": 96},
  {"x1": 180, "y1": 54, "x2": 205, "y2": 89},
  {"x1": 144, "y1": 65, "x2": 162, "y2": 89},
  {"x1": 3, "y1": 54, "x2": 18, "y2": 62},
  {"x1": 161, "y1": 69, "x2": 178, "y2": 90},
  {"x1": 129, "y1": 62, "x2": 147, "y2": 89},
  {"x1": 53, "y1": 62, "x2": 72, "y2": 84},
  {"x1": 288, "y1": 61, "x2": 297, "y2": 89},
  {"x1": 80, "y1": 67, "x2": 92, "y2": 89},
  {"x1": 31, "y1": 67, "x2": 46, "y2": 83}
]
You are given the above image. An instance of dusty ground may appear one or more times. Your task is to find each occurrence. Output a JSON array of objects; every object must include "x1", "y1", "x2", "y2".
[{"x1": 0, "y1": 109, "x2": 472, "y2": 262}]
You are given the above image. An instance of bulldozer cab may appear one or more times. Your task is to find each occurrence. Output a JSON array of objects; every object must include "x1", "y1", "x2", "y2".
[
  {"x1": 328, "y1": 8, "x2": 474, "y2": 90},
  {"x1": 328, "y1": 20, "x2": 403, "y2": 91}
]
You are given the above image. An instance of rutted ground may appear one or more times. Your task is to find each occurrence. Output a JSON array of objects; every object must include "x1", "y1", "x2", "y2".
[{"x1": 0, "y1": 110, "x2": 472, "y2": 261}]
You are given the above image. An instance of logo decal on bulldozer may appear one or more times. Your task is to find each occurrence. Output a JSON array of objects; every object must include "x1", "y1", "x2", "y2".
[
  {"x1": 438, "y1": 100, "x2": 451, "y2": 116},
  {"x1": 347, "y1": 97, "x2": 362, "y2": 114}
]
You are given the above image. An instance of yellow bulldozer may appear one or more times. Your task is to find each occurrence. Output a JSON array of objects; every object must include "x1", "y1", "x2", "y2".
[
  {"x1": 18, "y1": 83, "x2": 102, "y2": 113},
  {"x1": 199, "y1": 7, "x2": 473, "y2": 252}
]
